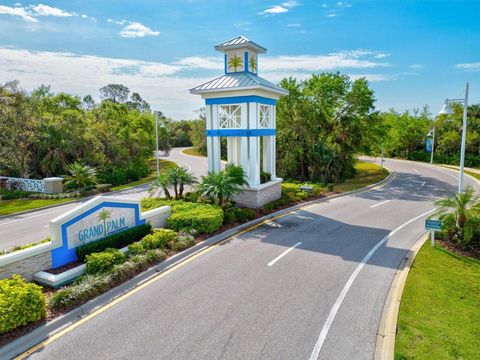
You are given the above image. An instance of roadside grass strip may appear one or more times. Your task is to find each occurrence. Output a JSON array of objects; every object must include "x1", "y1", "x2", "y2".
[
  {"x1": 335, "y1": 162, "x2": 389, "y2": 193},
  {"x1": 395, "y1": 243, "x2": 480, "y2": 360}
]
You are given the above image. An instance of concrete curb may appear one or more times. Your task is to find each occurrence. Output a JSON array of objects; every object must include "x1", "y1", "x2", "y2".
[
  {"x1": 374, "y1": 232, "x2": 429, "y2": 360},
  {"x1": 1, "y1": 169, "x2": 394, "y2": 359}
]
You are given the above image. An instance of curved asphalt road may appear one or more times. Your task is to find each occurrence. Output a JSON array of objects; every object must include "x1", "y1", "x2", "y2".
[
  {"x1": 0, "y1": 148, "x2": 207, "y2": 250},
  {"x1": 21, "y1": 158, "x2": 477, "y2": 359}
]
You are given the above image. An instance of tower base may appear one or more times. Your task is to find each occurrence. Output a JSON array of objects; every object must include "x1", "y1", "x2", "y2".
[{"x1": 232, "y1": 178, "x2": 282, "y2": 208}]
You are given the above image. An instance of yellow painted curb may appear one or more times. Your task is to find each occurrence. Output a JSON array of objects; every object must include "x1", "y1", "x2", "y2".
[{"x1": 374, "y1": 233, "x2": 429, "y2": 360}]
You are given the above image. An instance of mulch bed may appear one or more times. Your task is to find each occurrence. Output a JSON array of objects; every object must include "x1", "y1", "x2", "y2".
[
  {"x1": 44, "y1": 260, "x2": 83, "y2": 274},
  {"x1": 437, "y1": 239, "x2": 480, "y2": 260}
]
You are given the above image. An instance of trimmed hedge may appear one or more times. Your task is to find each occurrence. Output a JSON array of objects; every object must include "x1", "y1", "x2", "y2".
[
  {"x1": 76, "y1": 223, "x2": 152, "y2": 262},
  {"x1": 141, "y1": 199, "x2": 223, "y2": 234},
  {"x1": 0, "y1": 275, "x2": 46, "y2": 334},
  {"x1": 85, "y1": 248, "x2": 126, "y2": 274},
  {"x1": 141, "y1": 229, "x2": 178, "y2": 250},
  {"x1": 224, "y1": 207, "x2": 256, "y2": 224}
]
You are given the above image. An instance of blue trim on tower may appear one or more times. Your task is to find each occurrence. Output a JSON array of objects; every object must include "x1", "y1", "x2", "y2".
[
  {"x1": 206, "y1": 129, "x2": 276, "y2": 137},
  {"x1": 244, "y1": 51, "x2": 248, "y2": 72},
  {"x1": 205, "y1": 96, "x2": 276, "y2": 105}
]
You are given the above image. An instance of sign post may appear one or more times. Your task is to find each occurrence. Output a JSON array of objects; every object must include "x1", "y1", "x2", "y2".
[{"x1": 425, "y1": 219, "x2": 442, "y2": 246}]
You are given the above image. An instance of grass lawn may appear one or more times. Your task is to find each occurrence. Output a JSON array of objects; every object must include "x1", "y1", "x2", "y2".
[
  {"x1": 334, "y1": 161, "x2": 389, "y2": 193},
  {"x1": 0, "y1": 198, "x2": 74, "y2": 216},
  {"x1": 395, "y1": 243, "x2": 480, "y2": 360},
  {"x1": 182, "y1": 147, "x2": 206, "y2": 157}
]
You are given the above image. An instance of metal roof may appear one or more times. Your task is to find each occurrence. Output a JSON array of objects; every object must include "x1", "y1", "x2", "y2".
[
  {"x1": 214, "y1": 36, "x2": 267, "y2": 54},
  {"x1": 189, "y1": 72, "x2": 288, "y2": 96}
]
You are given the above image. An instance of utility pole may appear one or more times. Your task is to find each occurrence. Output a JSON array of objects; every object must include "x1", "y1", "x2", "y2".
[{"x1": 430, "y1": 127, "x2": 435, "y2": 164}]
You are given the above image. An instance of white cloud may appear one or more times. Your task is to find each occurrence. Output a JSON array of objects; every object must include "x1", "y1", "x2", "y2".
[
  {"x1": 0, "y1": 5, "x2": 37, "y2": 22},
  {"x1": 258, "y1": 0, "x2": 299, "y2": 15},
  {"x1": 348, "y1": 73, "x2": 394, "y2": 82},
  {"x1": 326, "y1": 13, "x2": 338, "y2": 18},
  {"x1": 115, "y1": 19, "x2": 127, "y2": 25},
  {"x1": 287, "y1": 23, "x2": 301, "y2": 27},
  {"x1": 173, "y1": 56, "x2": 222, "y2": 70},
  {"x1": 409, "y1": 64, "x2": 424, "y2": 70},
  {"x1": 454, "y1": 62, "x2": 480, "y2": 71},
  {"x1": 0, "y1": 47, "x2": 205, "y2": 119},
  {"x1": 119, "y1": 22, "x2": 159, "y2": 38},
  {"x1": 30, "y1": 4, "x2": 74, "y2": 17}
]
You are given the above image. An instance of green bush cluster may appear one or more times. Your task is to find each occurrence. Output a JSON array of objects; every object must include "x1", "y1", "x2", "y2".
[
  {"x1": 141, "y1": 229, "x2": 179, "y2": 250},
  {"x1": 76, "y1": 223, "x2": 152, "y2": 261},
  {"x1": 141, "y1": 199, "x2": 224, "y2": 234},
  {"x1": 85, "y1": 248, "x2": 126, "y2": 274},
  {"x1": 168, "y1": 202, "x2": 223, "y2": 234},
  {"x1": 49, "y1": 249, "x2": 166, "y2": 310},
  {"x1": 172, "y1": 232, "x2": 196, "y2": 252},
  {"x1": 224, "y1": 207, "x2": 257, "y2": 224},
  {"x1": 0, "y1": 275, "x2": 46, "y2": 334},
  {"x1": 0, "y1": 189, "x2": 32, "y2": 200}
]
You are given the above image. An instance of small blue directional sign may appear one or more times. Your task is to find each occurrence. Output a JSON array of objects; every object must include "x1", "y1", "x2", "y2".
[
  {"x1": 425, "y1": 219, "x2": 442, "y2": 231},
  {"x1": 426, "y1": 138, "x2": 433, "y2": 153}
]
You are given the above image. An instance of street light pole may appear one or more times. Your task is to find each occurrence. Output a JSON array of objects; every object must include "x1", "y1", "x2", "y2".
[
  {"x1": 458, "y1": 82, "x2": 469, "y2": 193},
  {"x1": 438, "y1": 81, "x2": 469, "y2": 193},
  {"x1": 155, "y1": 112, "x2": 160, "y2": 178},
  {"x1": 430, "y1": 127, "x2": 435, "y2": 164}
]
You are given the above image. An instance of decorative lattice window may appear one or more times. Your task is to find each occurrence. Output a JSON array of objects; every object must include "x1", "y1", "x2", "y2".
[
  {"x1": 259, "y1": 105, "x2": 270, "y2": 128},
  {"x1": 218, "y1": 105, "x2": 241, "y2": 128}
]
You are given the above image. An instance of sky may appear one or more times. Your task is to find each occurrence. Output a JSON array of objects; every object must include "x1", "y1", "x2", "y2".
[{"x1": 0, "y1": 0, "x2": 479, "y2": 120}]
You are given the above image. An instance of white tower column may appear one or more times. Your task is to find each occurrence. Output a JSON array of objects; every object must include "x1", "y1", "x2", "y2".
[
  {"x1": 205, "y1": 104, "x2": 215, "y2": 172},
  {"x1": 248, "y1": 102, "x2": 260, "y2": 186},
  {"x1": 211, "y1": 104, "x2": 221, "y2": 172}
]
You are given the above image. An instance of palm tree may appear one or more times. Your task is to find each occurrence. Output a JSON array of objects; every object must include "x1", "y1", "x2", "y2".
[
  {"x1": 197, "y1": 165, "x2": 248, "y2": 208},
  {"x1": 228, "y1": 54, "x2": 243, "y2": 72},
  {"x1": 167, "y1": 167, "x2": 198, "y2": 199},
  {"x1": 64, "y1": 162, "x2": 98, "y2": 189},
  {"x1": 435, "y1": 186, "x2": 479, "y2": 249},
  {"x1": 149, "y1": 172, "x2": 172, "y2": 199},
  {"x1": 249, "y1": 56, "x2": 257, "y2": 72},
  {"x1": 97, "y1": 209, "x2": 111, "y2": 238}
]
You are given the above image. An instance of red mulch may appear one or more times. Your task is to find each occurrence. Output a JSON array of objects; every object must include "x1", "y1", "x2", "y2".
[
  {"x1": 45, "y1": 261, "x2": 83, "y2": 274},
  {"x1": 437, "y1": 239, "x2": 480, "y2": 260}
]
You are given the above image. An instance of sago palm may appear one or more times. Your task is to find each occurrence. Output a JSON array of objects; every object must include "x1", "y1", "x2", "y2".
[
  {"x1": 435, "y1": 185, "x2": 479, "y2": 249},
  {"x1": 64, "y1": 162, "x2": 98, "y2": 189},
  {"x1": 167, "y1": 167, "x2": 198, "y2": 199},
  {"x1": 149, "y1": 172, "x2": 172, "y2": 199}
]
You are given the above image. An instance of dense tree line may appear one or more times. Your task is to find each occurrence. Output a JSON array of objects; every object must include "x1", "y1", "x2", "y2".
[
  {"x1": 374, "y1": 104, "x2": 480, "y2": 167},
  {"x1": 0, "y1": 81, "x2": 155, "y2": 185}
]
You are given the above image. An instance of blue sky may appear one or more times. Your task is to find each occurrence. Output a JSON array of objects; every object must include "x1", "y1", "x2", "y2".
[{"x1": 0, "y1": 0, "x2": 479, "y2": 119}]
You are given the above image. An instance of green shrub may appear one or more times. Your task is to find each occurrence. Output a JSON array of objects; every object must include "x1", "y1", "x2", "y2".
[
  {"x1": 0, "y1": 275, "x2": 46, "y2": 334},
  {"x1": 76, "y1": 223, "x2": 152, "y2": 262},
  {"x1": 85, "y1": 248, "x2": 126, "y2": 274},
  {"x1": 127, "y1": 242, "x2": 144, "y2": 256},
  {"x1": 224, "y1": 207, "x2": 256, "y2": 224},
  {"x1": 260, "y1": 171, "x2": 271, "y2": 184},
  {"x1": 0, "y1": 189, "x2": 32, "y2": 200},
  {"x1": 141, "y1": 229, "x2": 178, "y2": 250},
  {"x1": 172, "y1": 232, "x2": 196, "y2": 252},
  {"x1": 49, "y1": 249, "x2": 166, "y2": 310}
]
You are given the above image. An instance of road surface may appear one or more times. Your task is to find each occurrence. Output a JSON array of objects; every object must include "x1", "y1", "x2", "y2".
[
  {"x1": 0, "y1": 148, "x2": 207, "y2": 250},
  {"x1": 22, "y1": 158, "x2": 477, "y2": 359}
]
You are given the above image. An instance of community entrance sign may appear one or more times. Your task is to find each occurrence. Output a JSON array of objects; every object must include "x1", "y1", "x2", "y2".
[{"x1": 50, "y1": 196, "x2": 145, "y2": 268}]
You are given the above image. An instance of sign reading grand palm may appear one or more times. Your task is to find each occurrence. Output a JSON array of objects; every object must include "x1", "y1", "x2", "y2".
[{"x1": 50, "y1": 196, "x2": 146, "y2": 268}]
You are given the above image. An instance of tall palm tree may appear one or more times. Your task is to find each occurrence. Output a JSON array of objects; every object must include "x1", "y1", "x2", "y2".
[
  {"x1": 228, "y1": 54, "x2": 243, "y2": 72},
  {"x1": 435, "y1": 186, "x2": 479, "y2": 249},
  {"x1": 97, "y1": 209, "x2": 111, "y2": 238},
  {"x1": 64, "y1": 162, "x2": 98, "y2": 189}
]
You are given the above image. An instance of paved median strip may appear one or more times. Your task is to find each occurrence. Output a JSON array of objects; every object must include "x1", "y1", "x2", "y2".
[{"x1": 267, "y1": 242, "x2": 302, "y2": 267}]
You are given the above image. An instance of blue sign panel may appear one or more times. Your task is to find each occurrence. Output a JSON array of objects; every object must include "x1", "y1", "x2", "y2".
[
  {"x1": 51, "y1": 199, "x2": 145, "y2": 268},
  {"x1": 425, "y1": 219, "x2": 442, "y2": 231},
  {"x1": 426, "y1": 138, "x2": 433, "y2": 153}
]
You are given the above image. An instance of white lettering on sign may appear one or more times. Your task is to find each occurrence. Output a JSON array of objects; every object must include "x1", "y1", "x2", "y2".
[{"x1": 66, "y1": 207, "x2": 136, "y2": 249}]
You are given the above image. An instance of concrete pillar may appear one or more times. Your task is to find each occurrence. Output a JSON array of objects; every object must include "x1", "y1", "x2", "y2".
[
  {"x1": 44, "y1": 177, "x2": 63, "y2": 194},
  {"x1": 205, "y1": 104, "x2": 214, "y2": 172},
  {"x1": 248, "y1": 102, "x2": 260, "y2": 186},
  {"x1": 211, "y1": 104, "x2": 221, "y2": 172}
]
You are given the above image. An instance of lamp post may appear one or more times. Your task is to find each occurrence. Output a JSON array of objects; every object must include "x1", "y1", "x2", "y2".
[
  {"x1": 427, "y1": 127, "x2": 435, "y2": 164},
  {"x1": 438, "y1": 81, "x2": 469, "y2": 193}
]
